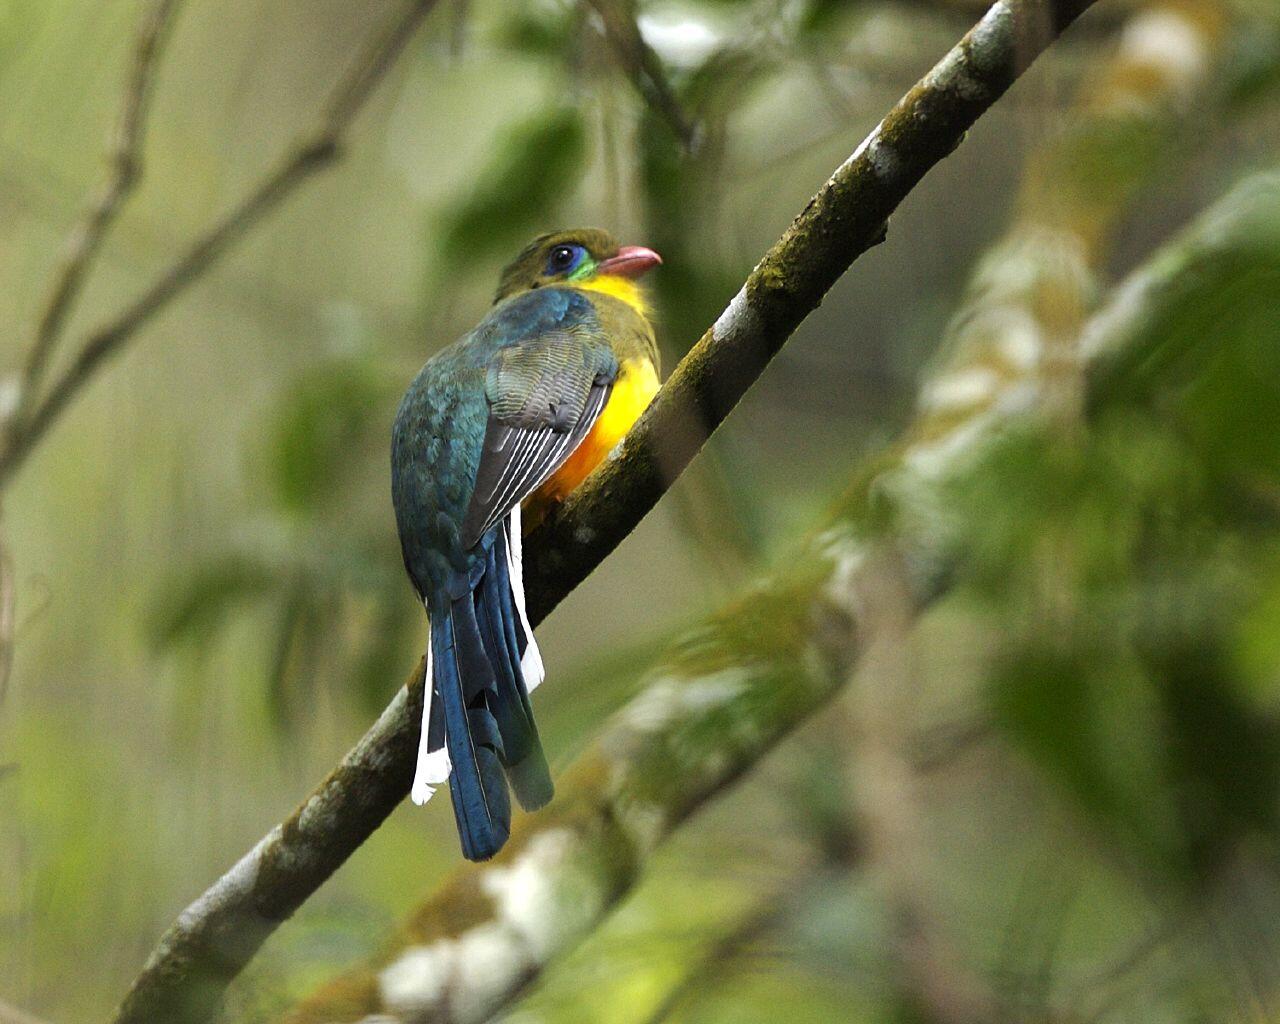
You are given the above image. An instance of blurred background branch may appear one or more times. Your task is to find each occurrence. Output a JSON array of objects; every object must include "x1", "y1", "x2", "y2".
[
  {"x1": 5, "y1": 0, "x2": 1280, "y2": 1021},
  {"x1": 911, "y1": 0, "x2": 1224, "y2": 442},
  {"x1": 0, "y1": 0, "x2": 442, "y2": 490},
  {"x1": 275, "y1": 140, "x2": 1249, "y2": 1024},
  {"x1": 584, "y1": 0, "x2": 698, "y2": 152},
  {"x1": 109, "y1": 4, "x2": 1097, "y2": 1023},
  {"x1": 14, "y1": 0, "x2": 182, "y2": 429},
  {"x1": 841, "y1": 550, "x2": 1004, "y2": 1024}
]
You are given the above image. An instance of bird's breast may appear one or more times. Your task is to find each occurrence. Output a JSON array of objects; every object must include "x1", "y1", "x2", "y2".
[{"x1": 523, "y1": 357, "x2": 660, "y2": 525}]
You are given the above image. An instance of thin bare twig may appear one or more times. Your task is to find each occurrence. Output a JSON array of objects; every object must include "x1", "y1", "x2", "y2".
[
  {"x1": 15, "y1": 0, "x2": 182, "y2": 422},
  {"x1": 585, "y1": 0, "x2": 698, "y2": 151},
  {"x1": 0, "y1": 0, "x2": 442, "y2": 491}
]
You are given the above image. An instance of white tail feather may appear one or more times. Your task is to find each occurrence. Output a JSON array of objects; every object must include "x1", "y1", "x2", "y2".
[
  {"x1": 506, "y1": 504, "x2": 545, "y2": 691},
  {"x1": 411, "y1": 618, "x2": 452, "y2": 805}
]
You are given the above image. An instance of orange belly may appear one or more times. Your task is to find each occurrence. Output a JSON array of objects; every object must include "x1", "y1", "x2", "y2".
[{"x1": 522, "y1": 357, "x2": 659, "y2": 528}]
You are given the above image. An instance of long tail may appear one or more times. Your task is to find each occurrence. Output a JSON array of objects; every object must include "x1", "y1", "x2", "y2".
[
  {"x1": 430, "y1": 590, "x2": 511, "y2": 861},
  {"x1": 411, "y1": 512, "x2": 551, "y2": 862},
  {"x1": 476, "y1": 520, "x2": 553, "y2": 810}
]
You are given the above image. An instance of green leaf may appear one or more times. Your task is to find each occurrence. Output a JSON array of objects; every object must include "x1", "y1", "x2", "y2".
[
  {"x1": 992, "y1": 625, "x2": 1182, "y2": 870},
  {"x1": 493, "y1": 4, "x2": 579, "y2": 60},
  {"x1": 148, "y1": 556, "x2": 276, "y2": 648},
  {"x1": 946, "y1": 394, "x2": 1280, "y2": 881},
  {"x1": 1222, "y1": 22, "x2": 1280, "y2": 111},
  {"x1": 262, "y1": 355, "x2": 389, "y2": 515}
]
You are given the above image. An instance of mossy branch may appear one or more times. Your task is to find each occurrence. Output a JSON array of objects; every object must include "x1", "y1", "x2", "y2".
[
  {"x1": 105, "y1": 2, "x2": 1098, "y2": 1023},
  {"x1": 277, "y1": 165, "x2": 1280, "y2": 1024},
  {"x1": 523, "y1": 0, "x2": 1097, "y2": 622},
  {"x1": 486, "y1": 8, "x2": 1235, "y2": 1016}
]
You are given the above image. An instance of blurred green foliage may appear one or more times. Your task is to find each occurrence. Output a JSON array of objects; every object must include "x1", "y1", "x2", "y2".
[
  {"x1": 433, "y1": 106, "x2": 588, "y2": 274},
  {"x1": 3, "y1": 1, "x2": 1280, "y2": 1023},
  {"x1": 940, "y1": 180, "x2": 1280, "y2": 891},
  {"x1": 264, "y1": 355, "x2": 391, "y2": 517}
]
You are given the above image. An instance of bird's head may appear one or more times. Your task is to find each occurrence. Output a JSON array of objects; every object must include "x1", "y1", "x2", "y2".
[{"x1": 494, "y1": 228, "x2": 662, "y2": 309}]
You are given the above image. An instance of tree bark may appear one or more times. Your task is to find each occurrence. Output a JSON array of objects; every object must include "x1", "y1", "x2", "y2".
[{"x1": 110, "y1": 2, "x2": 1099, "y2": 1022}]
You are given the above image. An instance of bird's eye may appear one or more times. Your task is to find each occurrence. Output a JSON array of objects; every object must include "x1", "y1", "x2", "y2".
[{"x1": 546, "y1": 244, "x2": 584, "y2": 275}]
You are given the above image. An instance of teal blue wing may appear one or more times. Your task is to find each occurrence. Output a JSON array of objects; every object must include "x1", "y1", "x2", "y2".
[{"x1": 461, "y1": 329, "x2": 617, "y2": 547}]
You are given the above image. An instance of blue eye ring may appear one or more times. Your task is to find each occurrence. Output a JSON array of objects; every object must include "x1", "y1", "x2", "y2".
[{"x1": 546, "y1": 243, "x2": 586, "y2": 276}]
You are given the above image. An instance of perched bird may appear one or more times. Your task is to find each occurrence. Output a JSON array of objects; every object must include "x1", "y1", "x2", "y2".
[{"x1": 391, "y1": 229, "x2": 662, "y2": 861}]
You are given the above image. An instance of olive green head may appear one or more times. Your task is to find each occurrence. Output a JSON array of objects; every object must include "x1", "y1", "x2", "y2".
[{"x1": 495, "y1": 228, "x2": 662, "y2": 302}]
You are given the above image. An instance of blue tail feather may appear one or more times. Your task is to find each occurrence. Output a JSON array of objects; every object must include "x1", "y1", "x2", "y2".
[
  {"x1": 480, "y1": 528, "x2": 553, "y2": 810},
  {"x1": 428, "y1": 518, "x2": 553, "y2": 862},
  {"x1": 431, "y1": 593, "x2": 510, "y2": 861}
]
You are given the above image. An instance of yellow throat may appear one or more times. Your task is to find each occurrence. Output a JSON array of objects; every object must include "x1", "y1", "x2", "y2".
[{"x1": 575, "y1": 273, "x2": 651, "y2": 318}]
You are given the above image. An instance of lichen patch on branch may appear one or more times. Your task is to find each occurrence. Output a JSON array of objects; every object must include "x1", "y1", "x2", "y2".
[{"x1": 112, "y1": 5, "x2": 1104, "y2": 1023}]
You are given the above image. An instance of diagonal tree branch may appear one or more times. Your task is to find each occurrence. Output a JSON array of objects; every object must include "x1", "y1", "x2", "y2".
[
  {"x1": 0, "y1": 0, "x2": 442, "y2": 492},
  {"x1": 121, "y1": 0, "x2": 1264, "y2": 1018},
  {"x1": 14, "y1": 0, "x2": 182, "y2": 424},
  {"x1": 281, "y1": 541, "x2": 912, "y2": 1024},
  {"x1": 277, "y1": 166, "x2": 1280, "y2": 1024},
  {"x1": 107, "y1": 2, "x2": 1096, "y2": 1023},
  {"x1": 523, "y1": 0, "x2": 1096, "y2": 622},
  {"x1": 485, "y1": 10, "x2": 1237, "y2": 1015}
]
